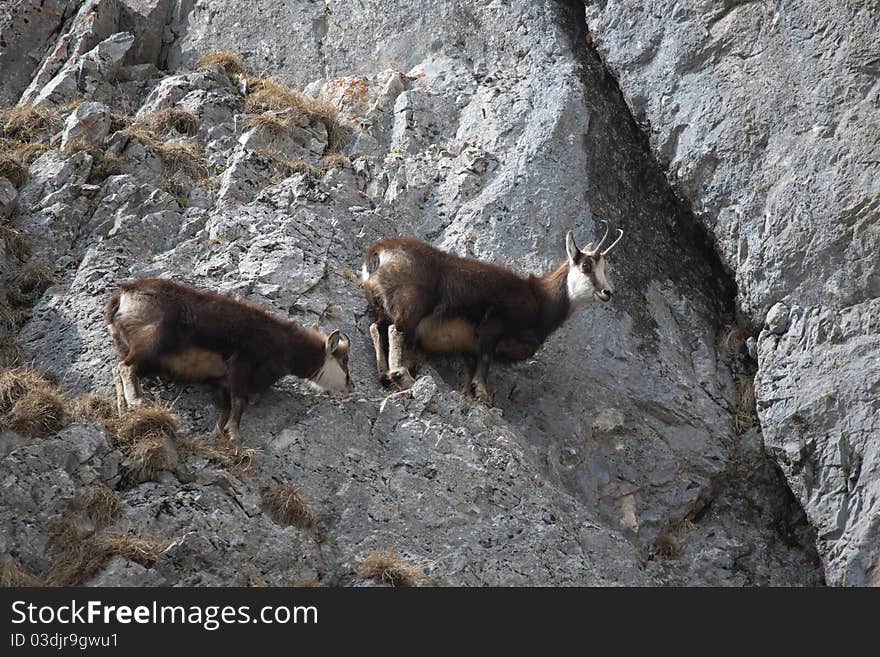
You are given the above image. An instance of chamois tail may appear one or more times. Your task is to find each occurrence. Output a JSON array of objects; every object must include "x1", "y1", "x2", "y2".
[
  {"x1": 104, "y1": 288, "x2": 123, "y2": 325},
  {"x1": 361, "y1": 244, "x2": 383, "y2": 282}
]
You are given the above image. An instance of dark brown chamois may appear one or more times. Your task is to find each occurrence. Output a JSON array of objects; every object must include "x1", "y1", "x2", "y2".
[
  {"x1": 104, "y1": 278, "x2": 352, "y2": 442},
  {"x1": 361, "y1": 223, "x2": 623, "y2": 403}
]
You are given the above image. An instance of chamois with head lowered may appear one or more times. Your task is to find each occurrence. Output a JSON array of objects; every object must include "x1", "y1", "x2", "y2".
[
  {"x1": 361, "y1": 223, "x2": 623, "y2": 403},
  {"x1": 104, "y1": 278, "x2": 352, "y2": 442}
]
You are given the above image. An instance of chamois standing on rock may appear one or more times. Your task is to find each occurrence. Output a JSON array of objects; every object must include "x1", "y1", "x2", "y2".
[
  {"x1": 361, "y1": 223, "x2": 623, "y2": 403},
  {"x1": 104, "y1": 278, "x2": 352, "y2": 442}
]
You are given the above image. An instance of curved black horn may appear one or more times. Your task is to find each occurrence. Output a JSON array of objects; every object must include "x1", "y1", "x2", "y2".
[
  {"x1": 593, "y1": 219, "x2": 610, "y2": 253},
  {"x1": 602, "y1": 229, "x2": 624, "y2": 256}
]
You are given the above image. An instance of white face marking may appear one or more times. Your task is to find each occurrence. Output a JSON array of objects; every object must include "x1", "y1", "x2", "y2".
[
  {"x1": 310, "y1": 355, "x2": 350, "y2": 392},
  {"x1": 567, "y1": 263, "x2": 596, "y2": 307},
  {"x1": 566, "y1": 254, "x2": 614, "y2": 307}
]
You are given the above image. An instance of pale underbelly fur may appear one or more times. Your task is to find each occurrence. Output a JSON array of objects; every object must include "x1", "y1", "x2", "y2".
[
  {"x1": 415, "y1": 316, "x2": 479, "y2": 354},
  {"x1": 414, "y1": 316, "x2": 538, "y2": 361},
  {"x1": 159, "y1": 347, "x2": 227, "y2": 381}
]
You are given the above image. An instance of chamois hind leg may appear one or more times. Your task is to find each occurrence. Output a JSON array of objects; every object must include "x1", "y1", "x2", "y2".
[
  {"x1": 112, "y1": 364, "x2": 127, "y2": 417},
  {"x1": 369, "y1": 322, "x2": 393, "y2": 387},
  {"x1": 119, "y1": 322, "x2": 168, "y2": 408},
  {"x1": 108, "y1": 323, "x2": 132, "y2": 415},
  {"x1": 118, "y1": 363, "x2": 145, "y2": 409}
]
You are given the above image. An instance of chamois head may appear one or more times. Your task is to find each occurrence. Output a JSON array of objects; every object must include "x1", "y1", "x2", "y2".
[
  {"x1": 565, "y1": 221, "x2": 623, "y2": 305},
  {"x1": 308, "y1": 329, "x2": 353, "y2": 393}
]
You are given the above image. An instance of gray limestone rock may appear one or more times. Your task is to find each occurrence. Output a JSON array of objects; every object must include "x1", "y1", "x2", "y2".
[
  {"x1": 1, "y1": 0, "x2": 858, "y2": 586},
  {"x1": 583, "y1": 0, "x2": 879, "y2": 585},
  {"x1": 60, "y1": 101, "x2": 112, "y2": 151}
]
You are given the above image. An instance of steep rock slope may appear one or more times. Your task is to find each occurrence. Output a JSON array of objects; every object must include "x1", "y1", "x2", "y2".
[
  {"x1": 0, "y1": 0, "x2": 823, "y2": 585},
  {"x1": 584, "y1": 0, "x2": 879, "y2": 584}
]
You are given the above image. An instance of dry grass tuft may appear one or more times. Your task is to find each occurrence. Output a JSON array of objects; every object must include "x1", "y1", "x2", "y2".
[
  {"x1": 293, "y1": 576, "x2": 321, "y2": 587},
  {"x1": 112, "y1": 404, "x2": 179, "y2": 448},
  {"x1": 733, "y1": 375, "x2": 758, "y2": 434},
  {"x1": 0, "y1": 554, "x2": 44, "y2": 587},
  {"x1": 6, "y1": 262, "x2": 57, "y2": 307},
  {"x1": 244, "y1": 77, "x2": 347, "y2": 152},
  {"x1": 126, "y1": 126, "x2": 207, "y2": 179},
  {"x1": 81, "y1": 485, "x2": 122, "y2": 529},
  {"x1": 0, "y1": 366, "x2": 66, "y2": 438},
  {"x1": 60, "y1": 139, "x2": 125, "y2": 184},
  {"x1": 0, "y1": 224, "x2": 32, "y2": 262},
  {"x1": 0, "y1": 336, "x2": 22, "y2": 367},
  {"x1": 180, "y1": 435, "x2": 256, "y2": 475},
  {"x1": 110, "y1": 405, "x2": 180, "y2": 481},
  {"x1": 4, "y1": 386, "x2": 67, "y2": 438},
  {"x1": 125, "y1": 433, "x2": 178, "y2": 480},
  {"x1": 0, "y1": 367, "x2": 55, "y2": 414},
  {"x1": 246, "y1": 111, "x2": 290, "y2": 134},
  {"x1": 256, "y1": 150, "x2": 326, "y2": 181},
  {"x1": 48, "y1": 525, "x2": 168, "y2": 586},
  {"x1": 722, "y1": 325, "x2": 748, "y2": 354},
  {"x1": 261, "y1": 481, "x2": 316, "y2": 530},
  {"x1": 357, "y1": 549, "x2": 424, "y2": 587},
  {"x1": 70, "y1": 393, "x2": 117, "y2": 423},
  {"x1": 197, "y1": 51, "x2": 247, "y2": 79},
  {"x1": 93, "y1": 532, "x2": 169, "y2": 567},
  {"x1": 109, "y1": 112, "x2": 131, "y2": 133},
  {"x1": 0, "y1": 136, "x2": 53, "y2": 187},
  {"x1": 322, "y1": 152, "x2": 350, "y2": 170},
  {"x1": 48, "y1": 542, "x2": 109, "y2": 586},
  {"x1": 0, "y1": 154, "x2": 27, "y2": 187},
  {"x1": 0, "y1": 105, "x2": 60, "y2": 142},
  {"x1": 650, "y1": 532, "x2": 680, "y2": 558},
  {"x1": 240, "y1": 564, "x2": 268, "y2": 587},
  {"x1": 60, "y1": 136, "x2": 96, "y2": 156},
  {"x1": 141, "y1": 108, "x2": 199, "y2": 136},
  {"x1": 87, "y1": 151, "x2": 125, "y2": 183},
  {"x1": 0, "y1": 298, "x2": 26, "y2": 332}
]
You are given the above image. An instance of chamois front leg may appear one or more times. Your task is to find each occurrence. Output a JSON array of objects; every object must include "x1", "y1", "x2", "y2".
[
  {"x1": 369, "y1": 322, "x2": 392, "y2": 387},
  {"x1": 387, "y1": 324, "x2": 416, "y2": 391},
  {"x1": 469, "y1": 354, "x2": 494, "y2": 405},
  {"x1": 467, "y1": 314, "x2": 504, "y2": 406},
  {"x1": 112, "y1": 364, "x2": 127, "y2": 417}
]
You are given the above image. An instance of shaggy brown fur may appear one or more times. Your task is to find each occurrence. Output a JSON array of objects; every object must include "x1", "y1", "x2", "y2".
[
  {"x1": 104, "y1": 278, "x2": 351, "y2": 441},
  {"x1": 362, "y1": 237, "x2": 603, "y2": 399}
]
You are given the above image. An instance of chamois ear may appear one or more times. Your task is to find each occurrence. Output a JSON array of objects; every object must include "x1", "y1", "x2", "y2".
[
  {"x1": 326, "y1": 329, "x2": 342, "y2": 354},
  {"x1": 565, "y1": 231, "x2": 582, "y2": 264}
]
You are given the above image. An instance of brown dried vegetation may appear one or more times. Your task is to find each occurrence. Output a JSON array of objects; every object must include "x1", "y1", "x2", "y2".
[{"x1": 357, "y1": 549, "x2": 425, "y2": 587}]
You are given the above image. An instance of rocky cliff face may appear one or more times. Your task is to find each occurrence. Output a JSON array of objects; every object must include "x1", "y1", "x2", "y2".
[
  {"x1": 584, "y1": 0, "x2": 879, "y2": 585},
  {"x1": 1, "y1": 0, "x2": 867, "y2": 586}
]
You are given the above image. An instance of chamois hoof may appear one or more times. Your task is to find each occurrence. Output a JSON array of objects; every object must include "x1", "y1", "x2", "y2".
[
  {"x1": 466, "y1": 381, "x2": 493, "y2": 406},
  {"x1": 387, "y1": 368, "x2": 415, "y2": 391}
]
